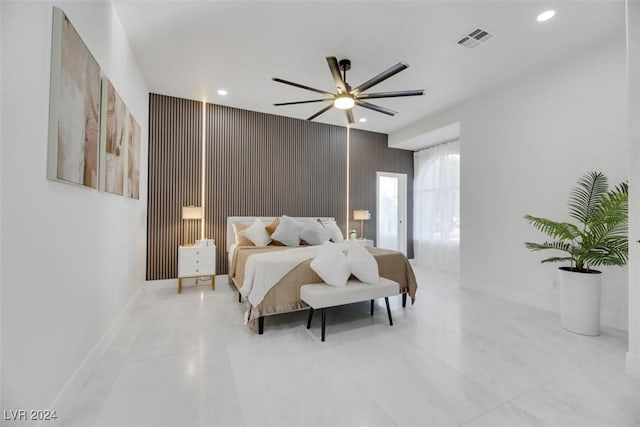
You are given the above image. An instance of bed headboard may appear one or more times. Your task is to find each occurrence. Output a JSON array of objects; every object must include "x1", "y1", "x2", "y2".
[{"x1": 226, "y1": 216, "x2": 335, "y2": 251}]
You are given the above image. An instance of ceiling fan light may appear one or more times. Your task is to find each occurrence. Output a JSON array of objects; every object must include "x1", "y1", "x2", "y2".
[{"x1": 334, "y1": 95, "x2": 355, "y2": 110}]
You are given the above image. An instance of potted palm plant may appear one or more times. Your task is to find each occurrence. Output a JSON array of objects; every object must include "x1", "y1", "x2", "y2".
[{"x1": 524, "y1": 171, "x2": 628, "y2": 336}]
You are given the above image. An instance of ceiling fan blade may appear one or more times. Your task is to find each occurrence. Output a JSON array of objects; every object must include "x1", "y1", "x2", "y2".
[
  {"x1": 357, "y1": 89, "x2": 424, "y2": 100},
  {"x1": 345, "y1": 109, "x2": 354, "y2": 124},
  {"x1": 307, "y1": 104, "x2": 334, "y2": 121},
  {"x1": 352, "y1": 62, "x2": 408, "y2": 95},
  {"x1": 272, "y1": 77, "x2": 334, "y2": 96},
  {"x1": 355, "y1": 100, "x2": 397, "y2": 116},
  {"x1": 274, "y1": 98, "x2": 333, "y2": 106},
  {"x1": 326, "y1": 56, "x2": 347, "y2": 94}
]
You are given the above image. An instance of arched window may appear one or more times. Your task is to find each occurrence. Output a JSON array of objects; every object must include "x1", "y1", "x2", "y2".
[
  {"x1": 418, "y1": 153, "x2": 460, "y2": 241},
  {"x1": 414, "y1": 140, "x2": 460, "y2": 273}
]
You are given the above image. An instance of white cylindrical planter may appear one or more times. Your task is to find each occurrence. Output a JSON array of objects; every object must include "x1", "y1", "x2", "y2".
[{"x1": 558, "y1": 267, "x2": 602, "y2": 336}]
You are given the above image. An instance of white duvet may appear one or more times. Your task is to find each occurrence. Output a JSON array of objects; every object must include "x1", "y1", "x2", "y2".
[{"x1": 240, "y1": 242, "x2": 349, "y2": 306}]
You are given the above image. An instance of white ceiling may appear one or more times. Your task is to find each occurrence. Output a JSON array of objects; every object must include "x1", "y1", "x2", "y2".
[{"x1": 113, "y1": 0, "x2": 625, "y2": 134}]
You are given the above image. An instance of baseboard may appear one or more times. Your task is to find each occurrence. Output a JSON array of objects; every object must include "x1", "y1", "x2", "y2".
[
  {"x1": 460, "y1": 276, "x2": 628, "y2": 332},
  {"x1": 46, "y1": 284, "x2": 143, "y2": 416},
  {"x1": 626, "y1": 351, "x2": 640, "y2": 378},
  {"x1": 601, "y1": 310, "x2": 629, "y2": 332}
]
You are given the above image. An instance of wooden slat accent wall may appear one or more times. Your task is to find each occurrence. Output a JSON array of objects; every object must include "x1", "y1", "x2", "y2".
[
  {"x1": 349, "y1": 128, "x2": 414, "y2": 258},
  {"x1": 204, "y1": 104, "x2": 347, "y2": 273},
  {"x1": 146, "y1": 95, "x2": 415, "y2": 279},
  {"x1": 146, "y1": 94, "x2": 202, "y2": 280}
]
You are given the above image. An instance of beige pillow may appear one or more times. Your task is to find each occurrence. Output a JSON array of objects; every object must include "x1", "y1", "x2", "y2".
[
  {"x1": 265, "y1": 218, "x2": 280, "y2": 236},
  {"x1": 265, "y1": 218, "x2": 286, "y2": 245},
  {"x1": 232, "y1": 223, "x2": 254, "y2": 246}
]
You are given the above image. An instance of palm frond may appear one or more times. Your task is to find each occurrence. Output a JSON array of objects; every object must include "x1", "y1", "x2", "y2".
[
  {"x1": 524, "y1": 241, "x2": 573, "y2": 253},
  {"x1": 523, "y1": 216, "x2": 580, "y2": 241},
  {"x1": 582, "y1": 239, "x2": 628, "y2": 267},
  {"x1": 592, "y1": 181, "x2": 628, "y2": 225},
  {"x1": 585, "y1": 222, "x2": 627, "y2": 245},
  {"x1": 568, "y1": 171, "x2": 608, "y2": 224},
  {"x1": 583, "y1": 250, "x2": 628, "y2": 267},
  {"x1": 540, "y1": 256, "x2": 574, "y2": 264}
]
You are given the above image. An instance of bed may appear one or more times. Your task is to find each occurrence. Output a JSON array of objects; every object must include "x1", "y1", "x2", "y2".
[{"x1": 226, "y1": 216, "x2": 418, "y2": 333}]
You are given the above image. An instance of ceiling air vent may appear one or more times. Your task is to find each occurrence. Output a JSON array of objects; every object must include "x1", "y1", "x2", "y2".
[{"x1": 457, "y1": 27, "x2": 494, "y2": 49}]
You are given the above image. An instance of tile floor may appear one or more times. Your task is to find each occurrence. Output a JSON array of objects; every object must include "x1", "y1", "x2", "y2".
[{"x1": 54, "y1": 266, "x2": 639, "y2": 427}]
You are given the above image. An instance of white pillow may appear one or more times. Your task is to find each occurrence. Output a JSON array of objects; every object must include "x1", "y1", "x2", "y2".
[
  {"x1": 232, "y1": 223, "x2": 255, "y2": 246},
  {"x1": 346, "y1": 244, "x2": 379, "y2": 284},
  {"x1": 310, "y1": 243, "x2": 350, "y2": 287},
  {"x1": 271, "y1": 216, "x2": 303, "y2": 247},
  {"x1": 321, "y1": 219, "x2": 344, "y2": 242},
  {"x1": 240, "y1": 219, "x2": 272, "y2": 247},
  {"x1": 300, "y1": 220, "x2": 331, "y2": 246}
]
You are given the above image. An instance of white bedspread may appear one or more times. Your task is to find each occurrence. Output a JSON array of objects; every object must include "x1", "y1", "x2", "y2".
[{"x1": 240, "y1": 242, "x2": 348, "y2": 306}]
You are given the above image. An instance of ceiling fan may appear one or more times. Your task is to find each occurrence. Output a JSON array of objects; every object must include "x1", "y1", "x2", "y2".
[{"x1": 272, "y1": 56, "x2": 425, "y2": 124}]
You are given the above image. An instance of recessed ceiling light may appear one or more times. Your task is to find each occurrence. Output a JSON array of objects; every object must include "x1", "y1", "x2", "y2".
[
  {"x1": 217, "y1": 89, "x2": 228, "y2": 96},
  {"x1": 359, "y1": 118, "x2": 367, "y2": 123},
  {"x1": 537, "y1": 10, "x2": 555, "y2": 22}
]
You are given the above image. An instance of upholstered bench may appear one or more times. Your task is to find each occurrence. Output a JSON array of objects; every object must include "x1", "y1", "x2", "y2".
[{"x1": 300, "y1": 277, "x2": 400, "y2": 341}]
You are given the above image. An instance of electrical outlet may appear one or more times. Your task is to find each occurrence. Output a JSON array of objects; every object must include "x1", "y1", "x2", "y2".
[{"x1": 552, "y1": 279, "x2": 558, "y2": 288}]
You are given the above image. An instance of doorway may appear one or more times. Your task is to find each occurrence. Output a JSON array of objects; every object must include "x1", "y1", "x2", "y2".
[{"x1": 376, "y1": 172, "x2": 407, "y2": 255}]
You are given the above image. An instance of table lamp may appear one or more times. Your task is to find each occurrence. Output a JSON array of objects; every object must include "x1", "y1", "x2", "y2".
[
  {"x1": 353, "y1": 209, "x2": 371, "y2": 239},
  {"x1": 182, "y1": 206, "x2": 202, "y2": 245}
]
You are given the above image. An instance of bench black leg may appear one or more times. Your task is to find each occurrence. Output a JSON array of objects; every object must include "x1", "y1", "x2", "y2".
[
  {"x1": 307, "y1": 308, "x2": 314, "y2": 329},
  {"x1": 385, "y1": 297, "x2": 393, "y2": 326},
  {"x1": 258, "y1": 316, "x2": 264, "y2": 335},
  {"x1": 370, "y1": 299, "x2": 374, "y2": 316},
  {"x1": 238, "y1": 292, "x2": 242, "y2": 303},
  {"x1": 321, "y1": 308, "x2": 326, "y2": 342},
  {"x1": 402, "y1": 292, "x2": 407, "y2": 308}
]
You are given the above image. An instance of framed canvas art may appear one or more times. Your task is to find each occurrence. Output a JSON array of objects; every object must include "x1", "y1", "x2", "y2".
[
  {"x1": 99, "y1": 78, "x2": 126, "y2": 195},
  {"x1": 126, "y1": 112, "x2": 141, "y2": 199},
  {"x1": 47, "y1": 7, "x2": 101, "y2": 188}
]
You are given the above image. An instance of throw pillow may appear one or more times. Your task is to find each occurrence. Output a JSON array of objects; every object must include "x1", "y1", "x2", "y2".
[
  {"x1": 232, "y1": 223, "x2": 255, "y2": 246},
  {"x1": 240, "y1": 219, "x2": 272, "y2": 247},
  {"x1": 265, "y1": 218, "x2": 280, "y2": 236},
  {"x1": 271, "y1": 215, "x2": 303, "y2": 247},
  {"x1": 310, "y1": 243, "x2": 350, "y2": 287},
  {"x1": 299, "y1": 219, "x2": 331, "y2": 246},
  {"x1": 346, "y1": 244, "x2": 379, "y2": 284},
  {"x1": 322, "y1": 219, "x2": 344, "y2": 242}
]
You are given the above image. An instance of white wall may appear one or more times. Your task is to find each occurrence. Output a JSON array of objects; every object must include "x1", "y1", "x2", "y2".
[
  {"x1": 626, "y1": 0, "x2": 640, "y2": 376},
  {"x1": 0, "y1": 0, "x2": 148, "y2": 416},
  {"x1": 391, "y1": 38, "x2": 629, "y2": 330}
]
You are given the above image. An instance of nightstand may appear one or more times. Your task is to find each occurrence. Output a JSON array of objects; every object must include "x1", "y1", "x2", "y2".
[{"x1": 177, "y1": 245, "x2": 216, "y2": 293}]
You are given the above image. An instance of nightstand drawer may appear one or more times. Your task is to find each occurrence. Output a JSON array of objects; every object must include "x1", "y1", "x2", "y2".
[
  {"x1": 179, "y1": 255, "x2": 210, "y2": 265},
  {"x1": 179, "y1": 263, "x2": 214, "y2": 277},
  {"x1": 178, "y1": 247, "x2": 215, "y2": 260},
  {"x1": 179, "y1": 258, "x2": 213, "y2": 269}
]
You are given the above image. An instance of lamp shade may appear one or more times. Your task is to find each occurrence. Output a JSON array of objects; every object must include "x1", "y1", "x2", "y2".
[
  {"x1": 182, "y1": 206, "x2": 202, "y2": 219},
  {"x1": 353, "y1": 209, "x2": 371, "y2": 220}
]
